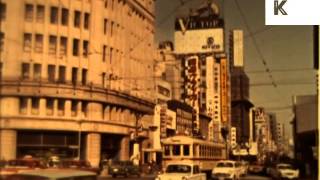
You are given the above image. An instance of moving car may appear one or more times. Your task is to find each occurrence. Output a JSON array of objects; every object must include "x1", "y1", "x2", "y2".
[
  {"x1": 268, "y1": 163, "x2": 299, "y2": 179},
  {"x1": 155, "y1": 162, "x2": 206, "y2": 180},
  {"x1": 108, "y1": 160, "x2": 140, "y2": 178},
  {"x1": 4, "y1": 169, "x2": 97, "y2": 180},
  {"x1": 211, "y1": 160, "x2": 241, "y2": 180}
]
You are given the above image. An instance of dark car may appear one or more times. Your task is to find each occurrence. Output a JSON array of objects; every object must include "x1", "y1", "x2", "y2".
[{"x1": 108, "y1": 161, "x2": 140, "y2": 178}]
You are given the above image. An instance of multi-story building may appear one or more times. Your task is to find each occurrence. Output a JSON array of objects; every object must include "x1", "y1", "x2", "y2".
[
  {"x1": 0, "y1": 0, "x2": 155, "y2": 167},
  {"x1": 293, "y1": 95, "x2": 318, "y2": 178},
  {"x1": 230, "y1": 30, "x2": 253, "y2": 144},
  {"x1": 174, "y1": 3, "x2": 230, "y2": 141}
]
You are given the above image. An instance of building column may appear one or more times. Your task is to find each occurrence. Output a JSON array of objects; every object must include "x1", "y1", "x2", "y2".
[
  {"x1": 0, "y1": 130, "x2": 17, "y2": 160},
  {"x1": 85, "y1": 133, "x2": 101, "y2": 167},
  {"x1": 119, "y1": 136, "x2": 130, "y2": 161},
  {"x1": 39, "y1": 98, "x2": 46, "y2": 116}
]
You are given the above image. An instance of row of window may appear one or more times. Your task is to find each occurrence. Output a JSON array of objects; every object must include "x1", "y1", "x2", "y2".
[
  {"x1": 24, "y1": 3, "x2": 90, "y2": 29},
  {"x1": 21, "y1": 63, "x2": 87, "y2": 85},
  {"x1": 163, "y1": 144, "x2": 222, "y2": 158},
  {"x1": 19, "y1": 97, "x2": 88, "y2": 117},
  {"x1": 23, "y1": 33, "x2": 89, "y2": 57}
]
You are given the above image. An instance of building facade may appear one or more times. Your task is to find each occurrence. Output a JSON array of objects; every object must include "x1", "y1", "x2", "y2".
[
  {"x1": 0, "y1": 0, "x2": 155, "y2": 167},
  {"x1": 230, "y1": 30, "x2": 253, "y2": 144},
  {"x1": 174, "y1": 3, "x2": 230, "y2": 141}
]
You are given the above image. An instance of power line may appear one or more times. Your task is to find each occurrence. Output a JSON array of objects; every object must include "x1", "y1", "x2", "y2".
[{"x1": 233, "y1": 0, "x2": 277, "y2": 88}]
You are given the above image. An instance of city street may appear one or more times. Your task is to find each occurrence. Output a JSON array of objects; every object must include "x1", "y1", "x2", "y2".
[{"x1": 99, "y1": 174, "x2": 272, "y2": 180}]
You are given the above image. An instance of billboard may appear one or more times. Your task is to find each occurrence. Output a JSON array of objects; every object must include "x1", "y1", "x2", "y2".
[{"x1": 175, "y1": 28, "x2": 224, "y2": 54}]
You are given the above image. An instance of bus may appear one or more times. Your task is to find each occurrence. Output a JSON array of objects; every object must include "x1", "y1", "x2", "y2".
[{"x1": 161, "y1": 135, "x2": 226, "y2": 175}]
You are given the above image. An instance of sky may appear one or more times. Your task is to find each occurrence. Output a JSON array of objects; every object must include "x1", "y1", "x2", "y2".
[{"x1": 154, "y1": 0, "x2": 317, "y2": 138}]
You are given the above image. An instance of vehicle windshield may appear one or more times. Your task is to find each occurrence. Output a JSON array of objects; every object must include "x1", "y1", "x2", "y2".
[
  {"x1": 166, "y1": 165, "x2": 191, "y2": 173},
  {"x1": 278, "y1": 164, "x2": 294, "y2": 170},
  {"x1": 216, "y1": 162, "x2": 234, "y2": 168}
]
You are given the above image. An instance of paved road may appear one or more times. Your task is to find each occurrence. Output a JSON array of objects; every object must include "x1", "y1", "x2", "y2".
[{"x1": 99, "y1": 174, "x2": 271, "y2": 180}]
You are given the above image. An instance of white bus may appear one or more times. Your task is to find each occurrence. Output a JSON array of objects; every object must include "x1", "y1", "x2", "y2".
[{"x1": 161, "y1": 135, "x2": 226, "y2": 175}]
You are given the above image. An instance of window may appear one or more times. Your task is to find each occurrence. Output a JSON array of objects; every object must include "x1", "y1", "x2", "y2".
[
  {"x1": 83, "y1": 40, "x2": 89, "y2": 57},
  {"x1": 72, "y1": 67, "x2": 78, "y2": 85},
  {"x1": 23, "y1": 33, "x2": 32, "y2": 52},
  {"x1": 110, "y1": 21, "x2": 114, "y2": 36},
  {"x1": 81, "y1": 101, "x2": 88, "y2": 117},
  {"x1": 25, "y1": 4, "x2": 33, "y2": 21},
  {"x1": 104, "y1": 19, "x2": 108, "y2": 35},
  {"x1": 21, "y1": 63, "x2": 30, "y2": 79},
  {"x1": 48, "y1": 65, "x2": 55, "y2": 82},
  {"x1": 104, "y1": 0, "x2": 108, "y2": 8},
  {"x1": 72, "y1": 39, "x2": 79, "y2": 56},
  {"x1": 58, "y1": 99, "x2": 65, "y2": 116},
  {"x1": 74, "y1": 11, "x2": 81, "y2": 27},
  {"x1": 33, "y1": 64, "x2": 41, "y2": 80},
  {"x1": 102, "y1": 45, "x2": 107, "y2": 62},
  {"x1": 0, "y1": 32, "x2": 4, "y2": 52},
  {"x1": 173, "y1": 145, "x2": 180, "y2": 156},
  {"x1": 110, "y1": 47, "x2": 113, "y2": 63},
  {"x1": 19, "y1": 97, "x2": 28, "y2": 114},
  {"x1": 49, "y1": 35, "x2": 57, "y2": 55},
  {"x1": 60, "y1": 36, "x2": 67, "y2": 56},
  {"x1": 46, "y1": 98, "x2": 54, "y2": 116},
  {"x1": 31, "y1": 97, "x2": 39, "y2": 115},
  {"x1": 84, "y1": 13, "x2": 90, "y2": 29},
  {"x1": 111, "y1": 0, "x2": 114, "y2": 9},
  {"x1": 82, "y1": 69, "x2": 87, "y2": 85},
  {"x1": 58, "y1": 66, "x2": 66, "y2": 83},
  {"x1": 164, "y1": 145, "x2": 170, "y2": 156},
  {"x1": 102, "y1": 72, "x2": 106, "y2": 87},
  {"x1": 0, "y1": 3, "x2": 6, "y2": 20},
  {"x1": 71, "y1": 100, "x2": 78, "y2": 116},
  {"x1": 36, "y1": 5, "x2": 45, "y2": 23},
  {"x1": 50, "y1": 7, "x2": 58, "y2": 24},
  {"x1": 61, "y1": 8, "x2": 69, "y2": 26},
  {"x1": 183, "y1": 145, "x2": 190, "y2": 156},
  {"x1": 34, "y1": 34, "x2": 43, "y2": 53}
]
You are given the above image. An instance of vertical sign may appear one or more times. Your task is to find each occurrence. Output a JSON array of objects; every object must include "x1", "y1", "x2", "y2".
[{"x1": 220, "y1": 58, "x2": 228, "y2": 123}]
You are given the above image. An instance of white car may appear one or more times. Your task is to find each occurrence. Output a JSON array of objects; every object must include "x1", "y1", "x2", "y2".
[
  {"x1": 155, "y1": 163, "x2": 206, "y2": 180},
  {"x1": 211, "y1": 160, "x2": 241, "y2": 180},
  {"x1": 269, "y1": 163, "x2": 299, "y2": 179}
]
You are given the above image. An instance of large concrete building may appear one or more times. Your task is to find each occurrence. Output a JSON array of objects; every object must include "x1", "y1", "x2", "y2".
[
  {"x1": 230, "y1": 30, "x2": 253, "y2": 144},
  {"x1": 0, "y1": 0, "x2": 156, "y2": 167},
  {"x1": 174, "y1": 3, "x2": 230, "y2": 142}
]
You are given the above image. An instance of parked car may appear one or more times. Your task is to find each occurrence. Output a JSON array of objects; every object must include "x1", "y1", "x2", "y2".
[
  {"x1": 108, "y1": 160, "x2": 140, "y2": 178},
  {"x1": 0, "y1": 157, "x2": 46, "y2": 178},
  {"x1": 4, "y1": 169, "x2": 97, "y2": 180},
  {"x1": 268, "y1": 163, "x2": 299, "y2": 179},
  {"x1": 248, "y1": 162, "x2": 265, "y2": 174},
  {"x1": 211, "y1": 160, "x2": 242, "y2": 180},
  {"x1": 155, "y1": 162, "x2": 206, "y2": 180}
]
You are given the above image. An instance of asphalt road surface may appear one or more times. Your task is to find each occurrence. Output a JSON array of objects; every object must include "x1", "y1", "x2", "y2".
[{"x1": 99, "y1": 174, "x2": 272, "y2": 180}]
